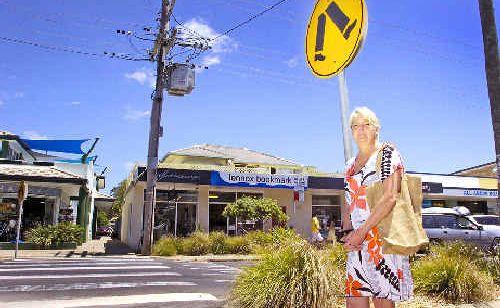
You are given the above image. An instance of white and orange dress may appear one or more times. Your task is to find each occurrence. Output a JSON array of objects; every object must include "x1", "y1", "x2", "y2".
[{"x1": 344, "y1": 144, "x2": 413, "y2": 301}]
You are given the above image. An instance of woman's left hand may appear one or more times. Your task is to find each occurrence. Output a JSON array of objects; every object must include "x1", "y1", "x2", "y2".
[{"x1": 345, "y1": 226, "x2": 367, "y2": 250}]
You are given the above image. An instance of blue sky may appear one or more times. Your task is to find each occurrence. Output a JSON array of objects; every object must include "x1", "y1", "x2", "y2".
[{"x1": 0, "y1": 0, "x2": 497, "y2": 191}]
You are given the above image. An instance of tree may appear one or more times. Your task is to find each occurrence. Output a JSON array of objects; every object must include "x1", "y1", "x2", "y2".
[
  {"x1": 110, "y1": 179, "x2": 128, "y2": 218},
  {"x1": 96, "y1": 210, "x2": 110, "y2": 227},
  {"x1": 222, "y1": 197, "x2": 288, "y2": 233}
]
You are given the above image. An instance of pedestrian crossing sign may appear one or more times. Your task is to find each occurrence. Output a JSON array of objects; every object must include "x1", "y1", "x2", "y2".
[{"x1": 306, "y1": 0, "x2": 367, "y2": 78}]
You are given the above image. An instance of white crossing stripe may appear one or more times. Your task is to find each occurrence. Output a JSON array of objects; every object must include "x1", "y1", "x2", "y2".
[
  {"x1": 5, "y1": 293, "x2": 217, "y2": 307},
  {"x1": 0, "y1": 271, "x2": 181, "y2": 280},
  {"x1": 215, "y1": 279, "x2": 235, "y2": 283},
  {"x1": 0, "y1": 262, "x2": 164, "y2": 268},
  {"x1": 0, "y1": 281, "x2": 197, "y2": 292},
  {"x1": 0, "y1": 265, "x2": 169, "y2": 272}
]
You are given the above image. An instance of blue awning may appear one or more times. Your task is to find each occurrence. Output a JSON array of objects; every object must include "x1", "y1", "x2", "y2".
[{"x1": 21, "y1": 139, "x2": 90, "y2": 154}]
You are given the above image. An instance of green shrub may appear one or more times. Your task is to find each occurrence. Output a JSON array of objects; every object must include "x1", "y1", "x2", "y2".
[
  {"x1": 152, "y1": 236, "x2": 178, "y2": 256},
  {"x1": 179, "y1": 231, "x2": 211, "y2": 255},
  {"x1": 412, "y1": 242, "x2": 495, "y2": 303},
  {"x1": 230, "y1": 240, "x2": 345, "y2": 308},
  {"x1": 209, "y1": 231, "x2": 229, "y2": 255},
  {"x1": 245, "y1": 230, "x2": 273, "y2": 247},
  {"x1": 226, "y1": 236, "x2": 251, "y2": 254},
  {"x1": 26, "y1": 222, "x2": 84, "y2": 246}
]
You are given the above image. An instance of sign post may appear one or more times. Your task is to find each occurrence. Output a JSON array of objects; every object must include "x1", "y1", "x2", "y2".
[
  {"x1": 14, "y1": 181, "x2": 28, "y2": 260},
  {"x1": 305, "y1": 0, "x2": 368, "y2": 162}
]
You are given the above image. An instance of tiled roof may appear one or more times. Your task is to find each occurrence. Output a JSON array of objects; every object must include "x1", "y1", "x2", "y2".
[
  {"x1": 0, "y1": 163, "x2": 85, "y2": 184},
  {"x1": 167, "y1": 144, "x2": 301, "y2": 166},
  {"x1": 95, "y1": 191, "x2": 115, "y2": 201}
]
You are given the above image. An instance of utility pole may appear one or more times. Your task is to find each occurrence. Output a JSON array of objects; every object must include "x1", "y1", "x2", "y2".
[
  {"x1": 142, "y1": 0, "x2": 176, "y2": 255},
  {"x1": 478, "y1": 0, "x2": 500, "y2": 213}
]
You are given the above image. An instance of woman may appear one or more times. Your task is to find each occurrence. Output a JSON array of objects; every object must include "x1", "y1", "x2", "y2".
[{"x1": 341, "y1": 107, "x2": 413, "y2": 308}]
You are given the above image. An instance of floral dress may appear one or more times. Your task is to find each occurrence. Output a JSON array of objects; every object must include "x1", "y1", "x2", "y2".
[{"x1": 344, "y1": 144, "x2": 413, "y2": 302}]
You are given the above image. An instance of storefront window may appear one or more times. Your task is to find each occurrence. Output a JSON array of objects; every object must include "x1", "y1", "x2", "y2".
[
  {"x1": 312, "y1": 195, "x2": 341, "y2": 239},
  {"x1": 0, "y1": 199, "x2": 17, "y2": 242},
  {"x1": 457, "y1": 201, "x2": 487, "y2": 215},
  {"x1": 152, "y1": 190, "x2": 198, "y2": 240},
  {"x1": 209, "y1": 191, "x2": 263, "y2": 235}
]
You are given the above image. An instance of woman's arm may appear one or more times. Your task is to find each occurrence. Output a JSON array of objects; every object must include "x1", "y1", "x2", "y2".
[{"x1": 344, "y1": 169, "x2": 402, "y2": 249}]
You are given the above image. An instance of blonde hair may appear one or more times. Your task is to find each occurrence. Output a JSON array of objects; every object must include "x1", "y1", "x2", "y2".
[{"x1": 349, "y1": 106, "x2": 381, "y2": 139}]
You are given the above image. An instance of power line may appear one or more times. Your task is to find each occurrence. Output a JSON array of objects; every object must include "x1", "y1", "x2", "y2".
[
  {"x1": 214, "y1": 0, "x2": 292, "y2": 40},
  {"x1": 0, "y1": 35, "x2": 150, "y2": 61}
]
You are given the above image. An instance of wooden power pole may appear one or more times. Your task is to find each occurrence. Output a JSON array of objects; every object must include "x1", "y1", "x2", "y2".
[{"x1": 142, "y1": 0, "x2": 176, "y2": 255}]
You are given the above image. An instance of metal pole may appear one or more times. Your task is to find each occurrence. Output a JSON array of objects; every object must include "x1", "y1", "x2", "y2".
[
  {"x1": 338, "y1": 71, "x2": 354, "y2": 162},
  {"x1": 142, "y1": 0, "x2": 176, "y2": 255},
  {"x1": 174, "y1": 202, "x2": 178, "y2": 238},
  {"x1": 14, "y1": 200, "x2": 23, "y2": 259}
]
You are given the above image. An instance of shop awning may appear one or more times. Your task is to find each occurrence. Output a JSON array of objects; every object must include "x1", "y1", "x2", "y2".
[{"x1": 21, "y1": 139, "x2": 90, "y2": 155}]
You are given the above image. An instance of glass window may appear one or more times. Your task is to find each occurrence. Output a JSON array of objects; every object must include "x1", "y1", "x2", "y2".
[
  {"x1": 434, "y1": 215, "x2": 459, "y2": 229},
  {"x1": 422, "y1": 215, "x2": 435, "y2": 228},
  {"x1": 457, "y1": 217, "x2": 474, "y2": 229},
  {"x1": 312, "y1": 206, "x2": 341, "y2": 239},
  {"x1": 473, "y1": 216, "x2": 500, "y2": 226},
  {"x1": 209, "y1": 192, "x2": 236, "y2": 203}
]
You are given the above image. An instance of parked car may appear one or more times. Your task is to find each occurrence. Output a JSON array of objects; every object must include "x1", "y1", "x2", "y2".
[
  {"x1": 96, "y1": 226, "x2": 113, "y2": 237},
  {"x1": 422, "y1": 207, "x2": 499, "y2": 250}
]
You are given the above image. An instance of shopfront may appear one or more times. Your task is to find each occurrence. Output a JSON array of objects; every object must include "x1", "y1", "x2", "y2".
[
  {"x1": 121, "y1": 167, "x2": 345, "y2": 249},
  {"x1": 0, "y1": 181, "x2": 81, "y2": 242}
]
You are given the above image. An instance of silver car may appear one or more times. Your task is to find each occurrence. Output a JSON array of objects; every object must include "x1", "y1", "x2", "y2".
[{"x1": 422, "y1": 207, "x2": 500, "y2": 250}]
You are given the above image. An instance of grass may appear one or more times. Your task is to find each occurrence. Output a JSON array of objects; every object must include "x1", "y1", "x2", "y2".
[
  {"x1": 411, "y1": 242, "x2": 496, "y2": 303},
  {"x1": 229, "y1": 238, "x2": 345, "y2": 308}
]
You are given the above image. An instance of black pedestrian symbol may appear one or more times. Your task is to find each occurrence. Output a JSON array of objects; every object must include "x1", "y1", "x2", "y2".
[{"x1": 315, "y1": 1, "x2": 357, "y2": 61}]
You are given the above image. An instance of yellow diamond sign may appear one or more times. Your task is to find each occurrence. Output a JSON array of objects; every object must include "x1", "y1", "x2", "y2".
[{"x1": 306, "y1": 0, "x2": 367, "y2": 78}]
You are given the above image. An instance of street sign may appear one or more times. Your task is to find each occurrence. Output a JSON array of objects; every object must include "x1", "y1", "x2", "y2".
[{"x1": 306, "y1": 0, "x2": 367, "y2": 78}]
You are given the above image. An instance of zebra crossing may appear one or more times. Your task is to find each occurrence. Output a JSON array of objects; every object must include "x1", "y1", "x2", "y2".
[{"x1": 0, "y1": 256, "x2": 241, "y2": 307}]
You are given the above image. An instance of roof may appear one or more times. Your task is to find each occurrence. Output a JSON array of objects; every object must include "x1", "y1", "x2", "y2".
[
  {"x1": 0, "y1": 163, "x2": 85, "y2": 184},
  {"x1": 452, "y1": 161, "x2": 496, "y2": 177},
  {"x1": 165, "y1": 144, "x2": 301, "y2": 167},
  {"x1": 0, "y1": 130, "x2": 15, "y2": 137},
  {"x1": 94, "y1": 191, "x2": 115, "y2": 201}
]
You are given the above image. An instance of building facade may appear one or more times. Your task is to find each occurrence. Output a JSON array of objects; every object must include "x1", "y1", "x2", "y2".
[
  {"x1": 120, "y1": 144, "x2": 498, "y2": 250},
  {"x1": 0, "y1": 131, "x2": 107, "y2": 242}
]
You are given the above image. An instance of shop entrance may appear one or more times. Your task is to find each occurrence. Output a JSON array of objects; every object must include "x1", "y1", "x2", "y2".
[
  {"x1": 312, "y1": 195, "x2": 341, "y2": 240},
  {"x1": 22, "y1": 197, "x2": 46, "y2": 234},
  {"x1": 152, "y1": 190, "x2": 198, "y2": 241}
]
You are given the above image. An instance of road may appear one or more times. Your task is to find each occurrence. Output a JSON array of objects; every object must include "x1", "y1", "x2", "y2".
[{"x1": 0, "y1": 256, "x2": 246, "y2": 307}]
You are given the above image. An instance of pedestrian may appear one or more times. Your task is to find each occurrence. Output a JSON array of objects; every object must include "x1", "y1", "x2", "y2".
[
  {"x1": 327, "y1": 220, "x2": 337, "y2": 244},
  {"x1": 311, "y1": 216, "x2": 323, "y2": 242},
  {"x1": 341, "y1": 107, "x2": 413, "y2": 307}
]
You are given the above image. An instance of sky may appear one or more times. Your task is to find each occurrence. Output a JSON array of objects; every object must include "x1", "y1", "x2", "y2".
[{"x1": 0, "y1": 0, "x2": 498, "y2": 192}]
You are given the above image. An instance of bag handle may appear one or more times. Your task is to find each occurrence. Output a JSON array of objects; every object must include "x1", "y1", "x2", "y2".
[{"x1": 375, "y1": 142, "x2": 406, "y2": 193}]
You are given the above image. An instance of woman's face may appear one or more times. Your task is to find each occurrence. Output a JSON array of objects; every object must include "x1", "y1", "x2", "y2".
[{"x1": 351, "y1": 115, "x2": 378, "y2": 147}]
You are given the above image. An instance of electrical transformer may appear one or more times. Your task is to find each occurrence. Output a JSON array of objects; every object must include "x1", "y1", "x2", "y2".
[{"x1": 167, "y1": 64, "x2": 195, "y2": 96}]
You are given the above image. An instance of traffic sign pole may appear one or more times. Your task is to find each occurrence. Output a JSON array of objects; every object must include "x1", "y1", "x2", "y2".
[{"x1": 338, "y1": 71, "x2": 354, "y2": 162}]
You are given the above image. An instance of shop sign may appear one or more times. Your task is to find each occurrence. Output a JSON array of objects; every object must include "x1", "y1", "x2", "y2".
[
  {"x1": 137, "y1": 167, "x2": 211, "y2": 184},
  {"x1": 211, "y1": 171, "x2": 308, "y2": 190},
  {"x1": 442, "y1": 188, "x2": 497, "y2": 199},
  {"x1": 463, "y1": 189, "x2": 497, "y2": 197},
  {"x1": 0, "y1": 182, "x2": 60, "y2": 197},
  {"x1": 422, "y1": 182, "x2": 443, "y2": 194}
]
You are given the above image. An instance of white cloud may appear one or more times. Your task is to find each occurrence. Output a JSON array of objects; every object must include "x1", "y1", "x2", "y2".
[
  {"x1": 179, "y1": 18, "x2": 237, "y2": 69},
  {"x1": 0, "y1": 99, "x2": 4, "y2": 107},
  {"x1": 22, "y1": 131, "x2": 48, "y2": 140},
  {"x1": 14, "y1": 92, "x2": 24, "y2": 98},
  {"x1": 123, "y1": 106, "x2": 150, "y2": 121},
  {"x1": 70, "y1": 101, "x2": 81, "y2": 106},
  {"x1": 202, "y1": 55, "x2": 221, "y2": 67},
  {"x1": 125, "y1": 68, "x2": 155, "y2": 87},
  {"x1": 285, "y1": 56, "x2": 300, "y2": 68}
]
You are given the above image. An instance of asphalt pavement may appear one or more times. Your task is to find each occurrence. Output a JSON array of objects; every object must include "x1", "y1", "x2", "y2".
[{"x1": 0, "y1": 256, "x2": 247, "y2": 307}]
